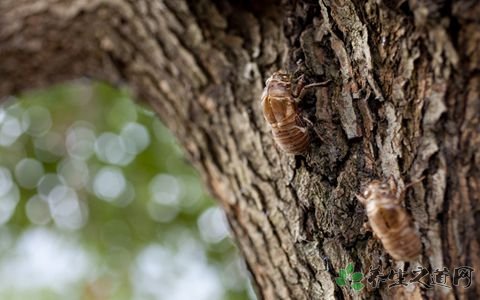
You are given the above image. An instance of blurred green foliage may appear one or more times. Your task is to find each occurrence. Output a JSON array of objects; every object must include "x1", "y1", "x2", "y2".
[{"x1": 0, "y1": 82, "x2": 252, "y2": 300}]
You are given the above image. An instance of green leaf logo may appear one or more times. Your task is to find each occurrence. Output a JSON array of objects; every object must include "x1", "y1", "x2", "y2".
[
  {"x1": 352, "y1": 272, "x2": 363, "y2": 282},
  {"x1": 335, "y1": 277, "x2": 347, "y2": 287},
  {"x1": 346, "y1": 263, "x2": 354, "y2": 274},
  {"x1": 352, "y1": 282, "x2": 365, "y2": 291},
  {"x1": 334, "y1": 263, "x2": 365, "y2": 292}
]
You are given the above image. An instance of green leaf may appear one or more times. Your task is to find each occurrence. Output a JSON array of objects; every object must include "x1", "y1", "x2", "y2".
[
  {"x1": 346, "y1": 263, "x2": 354, "y2": 274},
  {"x1": 335, "y1": 277, "x2": 346, "y2": 287},
  {"x1": 352, "y1": 282, "x2": 364, "y2": 291},
  {"x1": 339, "y1": 269, "x2": 347, "y2": 279},
  {"x1": 351, "y1": 272, "x2": 363, "y2": 282}
]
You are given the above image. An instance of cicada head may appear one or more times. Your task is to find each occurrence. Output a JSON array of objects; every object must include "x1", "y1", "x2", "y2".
[
  {"x1": 263, "y1": 71, "x2": 292, "y2": 99},
  {"x1": 267, "y1": 70, "x2": 290, "y2": 83},
  {"x1": 357, "y1": 178, "x2": 398, "y2": 206}
]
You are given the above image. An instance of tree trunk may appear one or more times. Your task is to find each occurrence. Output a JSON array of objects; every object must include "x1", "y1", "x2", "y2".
[{"x1": 1, "y1": 0, "x2": 479, "y2": 299}]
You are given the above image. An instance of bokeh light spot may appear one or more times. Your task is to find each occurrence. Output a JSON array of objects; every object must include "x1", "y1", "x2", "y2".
[
  {"x1": 93, "y1": 166, "x2": 127, "y2": 202},
  {"x1": 65, "y1": 121, "x2": 96, "y2": 160},
  {"x1": 0, "y1": 184, "x2": 20, "y2": 225},
  {"x1": 26, "y1": 195, "x2": 51, "y2": 225},
  {"x1": 149, "y1": 174, "x2": 181, "y2": 205},
  {"x1": 34, "y1": 131, "x2": 65, "y2": 162},
  {"x1": 197, "y1": 207, "x2": 230, "y2": 244},
  {"x1": 120, "y1": 122, "x2": 150, "y2": 154},
  {"x1": 22, "y1": 106, "x2": 52, "y2": 137},
  {"x1": 95, "y1": 132, "x2": 134, "y2": 166},
  {"x1": 57, "y1": 158, "x2": 89, "y2": 189},
  {"x1": 37, "y1": 173, "x2": 64, "y2": 198},
  {"x1": 146, "y1": 201, "x2": 179, "y2": 223},
  {"x1": 0, "y1": 115, "x2": 23, "y2": 146},
  {"x1": 48, "y1": 185, "x2": 87, "y2": 230},
  {"x1": 14, "y1": 158, "x2": 44, "y2": 189},
  {"x1": 0, "y1": 167, "x2": 14, "y2": 197}
]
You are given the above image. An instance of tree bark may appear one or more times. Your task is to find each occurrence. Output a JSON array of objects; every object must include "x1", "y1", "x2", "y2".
[{"x1": 1, "y1": 0, "x2": 479, "y2": 299}]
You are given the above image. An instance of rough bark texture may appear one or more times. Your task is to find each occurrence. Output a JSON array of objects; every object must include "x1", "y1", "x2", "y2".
[{"x1": 1, "y1": 0, "x2": 479, "y2": 299}]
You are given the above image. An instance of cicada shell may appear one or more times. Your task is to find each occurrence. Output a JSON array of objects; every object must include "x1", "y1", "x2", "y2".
[
  {"x1": 357, "y1": 177, "x2": 422, "y2": 261},
  {"x1": 261, "y1": 71, "x2": 310, "y2": 154}
]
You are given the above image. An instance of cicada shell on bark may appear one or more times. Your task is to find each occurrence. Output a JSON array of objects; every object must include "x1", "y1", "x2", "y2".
[
  {"x1": 357, "y1": 177, "x2": 422, "y2": 261},
  {"x1": 261, "y1": 71, "x2": 310, "y2": 154}
]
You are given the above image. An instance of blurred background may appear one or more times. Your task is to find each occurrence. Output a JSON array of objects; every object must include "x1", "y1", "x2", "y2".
[{"x1": 0, "y1": 82, "x2": 253, "y2": 300}]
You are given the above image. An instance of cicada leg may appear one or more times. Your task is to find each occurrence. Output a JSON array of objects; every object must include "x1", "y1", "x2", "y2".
[{"x1": 292, "y1": 75, "x2": 330, "y2": 100}]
